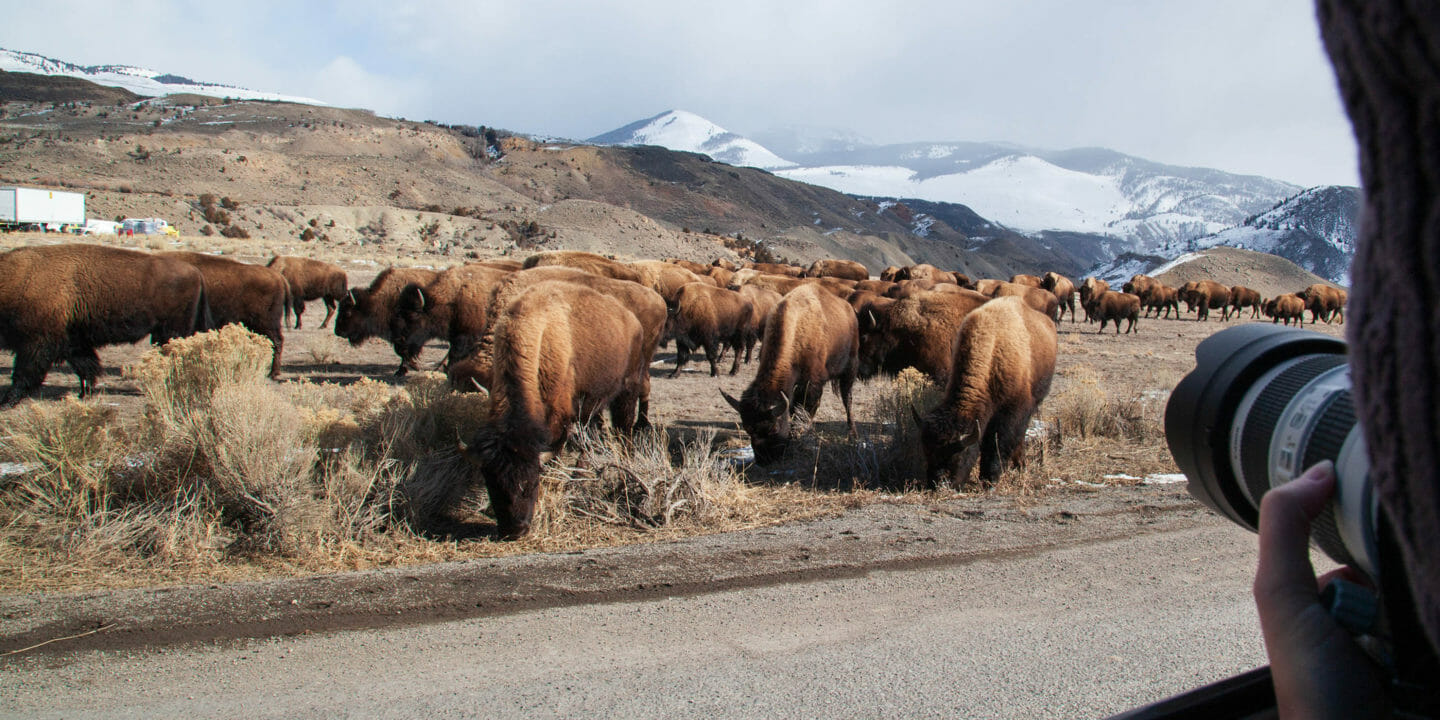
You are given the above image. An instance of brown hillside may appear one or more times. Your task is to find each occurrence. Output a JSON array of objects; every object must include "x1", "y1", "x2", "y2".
[
  {"x1": 1155, "y1": 246, "x2": 1338, "y2": 299},
  {"x1": 0, "y1": 70, "x2": 143, "y2": 104}
]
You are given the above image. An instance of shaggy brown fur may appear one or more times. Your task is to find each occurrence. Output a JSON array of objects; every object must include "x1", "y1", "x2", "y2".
[
  {"x1": 712, "y1": 258, "x2": 739, "y2": 272},
  {"x1": 805, "y1": 259, "x2": 869, "y2": 281},
  {"x1": 473, "y1": 259, "x2": 523, "y2": 272},
  {"x1": 334, "y1": 267, "x2": 439, "y2": 376},
  {"x1": 1121, "y1": 275, "x2": 1164, "y2": 317},
  {"x1": 744, "y1": 261, "x2": 805, "y2": 278},
  {"x1": 1297, "y1": 283, "x2": 1347, "y2": 323},
  {"x1": 857, "y1": 288, "x2": 990, "y2": 382},
  {"x1": 1229, "y1": 285, "x2": 1264, "y2": 319},
  {"x1": 880, "y1": 266, "x2": 903, "y2": 282},
  {"x1": 707, "y1": 265, "x2": 735, "y2": 289},
  {"x1": 456, "y1": 266, "x2": 665, "y2": 425},
  {"x1": 1040, "y1": 272, "x2": 1077, "y2": 323},
  {"x1": 390, "y1": 264, "x2": 513, "y2": 367},
  {"x1": 1264, "y1": 294, "x2": 1306, "y2": 325},
  {"x1": 1083, "y1": 289, "x2": 1141, "y2": 334},
  {"x1": 720, "y1": 285, "x2": 858, "y2": 464},
  {"x1": 266, "y1": 255, "x2": 348, "y2": 330},
  {"x1": 951, "y1": 272, "x2": 975, "y2": 289},
  {"x1": 973, "y1": 278, "x2": 1004, "y2": 296},
  {"x1": 904, "y1": 264, "x2": 947, "y2": 282},
  {"x1": 738, "y1": 284, "x2": 782, "y2": 363},
  {"x1": 1179, "y1": 280, "x2": 1234, "y2": 321},
  {"x1": 629, "y1": 260, "x2": 706, "y2": 303},
  {"x1": 1009, "y1": 274, "x2": 1043, "y2": 288},
  {"x1": 463, "y1": 281, "x2": 648, "y2": 539},
  {"x1": 164, "y1": 252, "x2": 288, "y2": 378},
  {"x1": 664, "y1": 283, "x2": 755, "y2": 376},
  {"x1": 918, "y1": 296, "x2": 1057, "y2": 488},
  {"x1": 733, "y1": 272, "x2": 810, "y2": 297},
  {"x1": 1143, "y1": 286, "x2": 1182, "y2": 319},
  {"x1": 990, "y1": 282, "x2": 1059, "y2": 320},
  {"x1": 1078, "y1": 277, "x2": 1110, "y2": 322},
  {"x1": 522, "y1": 250, "x2": 645, "y2": 284},
  {"x1": 0, "y1": 244, "x2": 210, "y2": 404},
  {"x1": 664, "y1": 258, "x2": 711, "y2": 275},
  {"x1": 853, "y1": 279, "x2": 898, "y2": 295}
]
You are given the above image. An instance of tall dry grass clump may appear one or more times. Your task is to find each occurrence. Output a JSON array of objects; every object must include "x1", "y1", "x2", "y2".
[
  {"x1": 1044, "y1": 365, "x2": 1165, "y2": 441},
  {"x1": 811, "y1": 368, "x2": 941, "y2": 491}
]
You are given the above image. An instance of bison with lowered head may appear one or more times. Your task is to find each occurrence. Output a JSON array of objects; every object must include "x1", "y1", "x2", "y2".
[
  {"x1": 266, "y1": 256, "x2": 348, "y2": 330},
  {"x1": 917, "y1": 296, "x2": 1057, "y2": 488},
  {"x1": 334, "y1": 267, "x2": 439, "y2": 376},
  {"x1": 389, "y1": 264, "x2": 513, "y2": 369},
  {"x1": 721, "y1": 284, "x2": 858, "y2": 464},
  {"x1": 462, "y1": 281, "x2": 649, "y2": 538},
  {"x1": 164, "y1": 252, "x2": 289, "y2": 379},
  {"x1": 0, "y1": 244, "x2": 211, "y2": 404}
]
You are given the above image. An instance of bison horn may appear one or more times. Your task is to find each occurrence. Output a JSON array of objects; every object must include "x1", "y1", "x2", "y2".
[
  {"x1": 416, "y1": 287, "x2": 426, "y2": 309},
  {"x1": 457, "y1": 441, "x2": 484, "y2": 468},
  {"x1": 865, "y1": 309, "x2": 877, "y2": 328},
  {"x1": 720, "y1": 390, "x2": 742, "y2": 412},
  {"x1": 347, "y1": 289, "x2": 358, "y2": 305}
]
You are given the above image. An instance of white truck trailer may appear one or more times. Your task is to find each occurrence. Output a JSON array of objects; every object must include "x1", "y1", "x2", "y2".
[{"x1": 0, "y1": 186, "x2": 86, "y2": 231}]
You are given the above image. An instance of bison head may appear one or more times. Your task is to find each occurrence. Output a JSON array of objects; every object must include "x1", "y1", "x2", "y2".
[
  {"x1": 916, "y1": 408, "x2": 980, "y2": 489},
  {"x1": 389, "y1": 283, "x2": 433, "y2": 352},
  {"x1": 333, "y1": 288, "x2": 373, "y2": 345},
  {"x1": 722, "y1": 389, "x2": 791, "y2": 464},
  {"x1": 463, "y1": 428, "x2": 545, "y2": 540}
]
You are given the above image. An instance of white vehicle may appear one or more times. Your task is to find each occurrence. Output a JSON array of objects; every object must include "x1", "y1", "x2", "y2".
[
  {"x1": 0, "y1": 186, "x2": 86, "y2": 231},
  {"x1": 119, "y1": 217, "x2": 178, "y2": 236},
  {"x1": 82, "y1": 219, "x2": 121, "y2": 235}
]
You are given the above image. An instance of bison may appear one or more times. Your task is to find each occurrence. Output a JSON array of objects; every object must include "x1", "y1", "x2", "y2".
[
  {"x1": 990, "y1": 281, "x2": 1059, "y2": 321},
  {"x1": 857, "y1": 288, "x2": 990, "y2": 382},
  {"x1": 1179, "y1": 280, "x2": 1233, "y2": 321},
  {"x1": 720, "y1": 284, "x2": 858, "y2": 464},
  {"x1": 1083, "y1": 288, "x2": 1141, "y2": 334},
  {"x1": 462, "y1": 281, "x2": 649, "y2": 538},
  {"x1": 522, "y1": 250, "x2": 645, "y2": 284},
  {"x1": 663, "y1": 283, "x2": 755, "y2": 377},
  {"x1": 916, "y1": 296, "x2": 1057, "y2": 488},
  {"x1": 737, "y1": 284, "x2": 782, "y2": 363},
  {"x1": 266, "y1": 256, "x2": 348, "y2": 330},
  {"x1": 1229, "y1": 285, "x2": 1263, "y2": 319},
  {"x1": 389, "y1": 264, "x2": 513, "y2": 369},
  {"x1": 1265, "y1": 294, "x2": 1307, "y2": 325},
  {"x1": 744, "y1": 261, "x2": 805, "y2": 278},
  {"x1": 805, "y1": 259, "x2": 869, "y2": 281},
  {"x1": 1009, "y1": 273, "x2": 1043, "y2": 288},
  {"x1": 1078, "y1": 277, "x2": 1110, "y2": 321},
  {"x1": 0, "y1": 244, "x2": 211, "y2": 404},
  {"x1": 629, "y1": 259, "x2": 707, "y2": 303},
  {"x1": 334, "y1": 267, "x2": 439, "y2": 376},
  {"x1": 664, "y1": 258, "x2": 710, "y2": 275},
  {"x1": 1296, "y1": 283, "x2": 1347, "y2": 324},
  {"x1": 164, "y1": 252, "x2": 289, "y2": 379},
  {"x1": 1040, "y1": 272, "x2": 1077, "y2": 323}
]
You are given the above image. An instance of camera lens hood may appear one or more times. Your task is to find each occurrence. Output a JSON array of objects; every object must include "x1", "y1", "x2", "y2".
[{"x1": 1165, "y1": 324, "x2": 1346, "y2": 531}]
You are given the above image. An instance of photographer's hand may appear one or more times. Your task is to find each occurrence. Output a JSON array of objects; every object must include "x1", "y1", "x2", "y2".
[{"x1": 1254, "y1": 460, "x2": 1386, "y2": 718}]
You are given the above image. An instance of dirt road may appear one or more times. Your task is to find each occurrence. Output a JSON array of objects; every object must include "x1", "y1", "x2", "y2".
[{"x1": 0, "y1": 484, "x2": 1281, "y2": 718}]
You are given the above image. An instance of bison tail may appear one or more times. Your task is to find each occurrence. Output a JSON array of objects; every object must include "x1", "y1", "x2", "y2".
[{"x1": 195, "y1": 285, "x2": 216, "y2": 333}]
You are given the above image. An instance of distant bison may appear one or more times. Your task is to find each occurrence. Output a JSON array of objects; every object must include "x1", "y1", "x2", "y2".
[
  {"x1": 334, "y1": 267, "x2": 440, "y2": 376},
  {"x1": 1179, "y1": 280, "x2": 1233, "y2": 321},
  {"x1": 463, "y1": 281, "x2": 649, "y2": 539},
  {"x1": 390, "y1": 264, "x2": 513, "y2": 368},
  {"x1": 664, "y1": 283, "x2": 754, "y2": 376},
  {"x1": 805, "y1": 259, "x2": 869, "y2": 281},
  {"x1": 1040, "y1": 272, "x2": 1077, "y2": 323},
  {"x1": 990, "y1": 281, "x2": 1059, "y2": 321},
  {"x1": 267, "y1": 256, "x2": 348, "y2": 329},
  {"x1": 1265, "y1": 294, "x2": 1307, "y2": 325},
  {"x1": 857, "y1": 288, "x2": 989, "y2": 381},
  {"x1": 917, "y1": 296, "x2": 1057, "y2": 488},
  {"x1": 1296, "y1": 283, "x2": 1347, "y2": 324},
  {"x1": 0, "y1": 244, "x2": 210, "y2": 404},
  {"x1": 164, "y1": 252, "x2": 289, "y2": 379},
  {"x1": 1078, "y1": 278, "x2": 1110, "y2": 321},
  {"x1": 737, "y1": 284, "x2": 783, "y2": 363},
  {"x1": 1083, "y1": 289, "x2": 1141, "y2": 334},
  {"x1": 523, "y1": 250, "x2": 645, "y2": 284},
  {"x1": 1229, "y1": 285, "x2": 1263, "y2": 319},
  {"x1": 721, "y1": 285, "x2": 858, "y2": 464},
  {"x1": 1009, "y1": 273, "x2": 1043, "y2": 288},
  {"x1": 629, "y1": 259, "x2": 707, "y2": 303}
]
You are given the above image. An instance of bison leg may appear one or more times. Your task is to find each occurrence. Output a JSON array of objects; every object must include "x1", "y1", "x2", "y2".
[
  {"x1": 671, "y1": 336, "x2": 695, "y2": 377},
  {"x1": 394, "y1": 341, "x2": 423, "y2": 377},
  {"x1": 68, "y1": 347, "x2": 103, "y2": 398},
  {"x1": 833, "y1": 372, "x2": 857, "y2": 437},
  {"x1": 320, "y1": 297, "x2": 338, "y2": 329},
  {"x1": 3, "y1": 344, "x2": 58, "y2": 406},
  {"x1": 292, "y1": 299, "x2": 305, "y2": 330},
  {"x1": 608, "y1": 387, "x2": 641, "y2": 435},
  {"x1": 703, "y1": 338, "x2": 721, "y2": 377},
  {"x1": 727, "y1": 337, "x2": 742, "y2": 376}
]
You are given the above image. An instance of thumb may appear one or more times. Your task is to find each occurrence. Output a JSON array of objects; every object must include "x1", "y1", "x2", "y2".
[{"x1": 1254, "y1": 460, "x2": 1336, "y2": 608}]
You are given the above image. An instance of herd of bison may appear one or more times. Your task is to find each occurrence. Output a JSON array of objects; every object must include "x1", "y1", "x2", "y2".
[{"x1": 0, "y1": 243, "x2": 1348, "y2": 538}]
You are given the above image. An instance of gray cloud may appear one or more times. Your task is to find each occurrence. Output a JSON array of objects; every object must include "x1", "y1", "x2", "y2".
[{"x1": 1, "y1": 0, "x2": 1356, "y2": 186}]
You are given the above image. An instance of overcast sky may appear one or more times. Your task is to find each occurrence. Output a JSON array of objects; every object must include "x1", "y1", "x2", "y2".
[{"x1": 2, "y1": 0, "x2": 1358, "y2": 187}]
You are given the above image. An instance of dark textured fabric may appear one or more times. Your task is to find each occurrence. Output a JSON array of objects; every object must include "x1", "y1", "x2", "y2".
[{"x1": 1318, "y1": 0, "x2": 1440, "y2": 654}]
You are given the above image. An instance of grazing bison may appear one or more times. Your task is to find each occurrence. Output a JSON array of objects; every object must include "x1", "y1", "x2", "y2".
[
  {"x1": 1040, "y1": 272, "x2": 1077, "y2": 323},
  {"x1": 266, "y1": 256, "x2": 348, "y2": 329},
  {"x1": 389, "y1": 264, "x2": 513, "y2": 368},
  {"x1": 1265, "y1": 294, "x2": 1307, "y2": 325},
  {"x1": 720, "y1": 285, "x2": 858, "y2": 464},
  {"x1": 0, "y1": 244, "x2": 210, "y2": 404},
  {"x1": 462, "y1": 281, "x2": 649, "y2": 539},
  {"x1": 1229, "y1": 286, "x2": 1264, "y2": 319},
  {"x1": 1296, "y1": 283, "x2": 1347, "y2": 324},
  {"x1": 165, "y1": 252, "x2": 288, "y2": 379},
  {"x1": 712, "y1": 258, "x2": 739, "y2": 272},
  {"x1": 1078, "y1": 278, "x2": 1110, "y2": 321},
  {"x1": 805, "y1": 259, "x2": 869, "y2": 281},
  {"x1": 904, "y1": 264, "x2": 947, "y2": 282},
  {"x1": 917, "y1": 296, "x2": 1057, "y2": 488},
  {"x1": 951, "y1": 272, "x2": 975, "y2": 289},
  {"x1": 664, "y1": 283, "x2": 754, "y2": 376},
  {"x1": 1083, "y1": 289, "x2": 1141, "y2": 334},
  {"x1": 334, "y1": 267, "x2": 439, "y2": 375},
  {"x1": 857, "y1": 288, "x2": 990, "y2": 382},
  {"x1": 1179, "y1": 280, "x2": 1233, "y2": 321},
  {"x1": 473, "y1": 259, "x2": 523, "y2": 272},
  {"x1": 522, "y1": 250, "x2": 645, "y2": 284}
]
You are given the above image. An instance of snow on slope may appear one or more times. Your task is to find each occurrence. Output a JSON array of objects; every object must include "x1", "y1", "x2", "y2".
[
  {"x1": 588, "y1": 110, "x2": 795, "y2": 169},
  {"x1": 0, "y1": 48, "x2": 324, "y2": 105},
  {"x1": 775, "y1": 155, "x2": 1130, "y2": 235}
]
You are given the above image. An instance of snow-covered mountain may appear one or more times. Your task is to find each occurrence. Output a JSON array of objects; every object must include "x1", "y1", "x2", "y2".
[
  {"x1": 1179, "y1": 185, "x2": 1358, "y2": 283},
  {"x1": 0, "y1": 48, "x2": 324, "y2": 105},
  {"x1": 588, "y1": 110, "x2": 795, "y2": 169}
]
